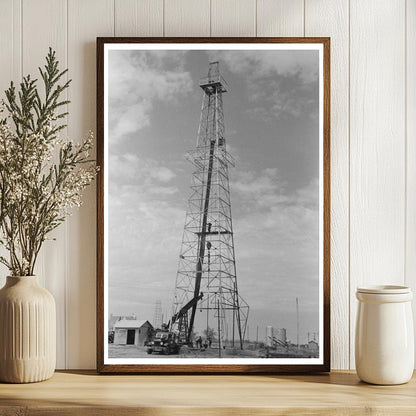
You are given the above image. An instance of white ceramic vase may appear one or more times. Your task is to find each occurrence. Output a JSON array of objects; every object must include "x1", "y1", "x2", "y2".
[
  {"x1": 355, "y1": 285, "x2": 414, "y2": 385},
  {"x1": 0, "y1": 276, "x2": 56, "y2": 383}
]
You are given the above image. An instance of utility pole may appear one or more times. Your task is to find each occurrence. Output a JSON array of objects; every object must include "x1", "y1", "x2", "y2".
[
  {"x1": 296, "y1": 297, "x2": 299, "y2": 350},
  {"x1": 217, "y1": 298, "x2": 221, "y2": 358},
  {"x1": 232, "y1": 307, "x2": 235, "y2": 347}
]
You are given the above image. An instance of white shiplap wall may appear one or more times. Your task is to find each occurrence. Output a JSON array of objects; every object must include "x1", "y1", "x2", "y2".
[{"x1": 0, "y1": 0, "x2": 414, "y2": 370}]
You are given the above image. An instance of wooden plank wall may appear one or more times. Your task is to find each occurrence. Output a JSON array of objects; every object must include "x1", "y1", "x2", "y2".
[
  {"x1": 0, "y1": 0, "x2": 413, "y2": 370},
  {"x1": 407, "y1": 0, "x2": 416, "y2": 367}
]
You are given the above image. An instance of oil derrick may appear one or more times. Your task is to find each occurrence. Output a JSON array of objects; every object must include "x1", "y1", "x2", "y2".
[
  {"x1": 153, "y1": 300, "x2": 162, "y2": 330},
  {"x1": 172, "y1": 62, "x2": 249, "y2": 349}
]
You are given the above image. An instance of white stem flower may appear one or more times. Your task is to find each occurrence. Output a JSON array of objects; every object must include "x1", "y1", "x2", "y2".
[{"x1": 0, "y1": 49, "x2": 97, "y2": 276}]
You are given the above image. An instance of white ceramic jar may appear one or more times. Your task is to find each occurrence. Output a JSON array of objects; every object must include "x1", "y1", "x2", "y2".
[{"x1": 355, "y1": 285, "x2": 414, "y2": 385}]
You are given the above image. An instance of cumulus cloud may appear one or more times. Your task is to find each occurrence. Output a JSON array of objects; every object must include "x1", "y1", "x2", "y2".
[
  {"x1": 250, "y1": 77, "x2": 318, "y2": 121},
  {"x1": 108, "y1": 50, "x2": 193, "y2": 145},
  {"x1": 215, "y1": 50, "x2": 318, "y2": 83},
  {"x1": 232, "y1": 168, "x2": 318, "y2": 240},
  {"x1": 106, "y1": 49, "x2": 321, "y2": 340},
  {"x1": 108, "y1": 153, "x2": 184, "y2": 315},
  {"x1": 232, "y1": 168, "x2": 285, "y2": 197},
  {"x1": 231, "y1": 168, "x2": 319, "y2": 320},
  {"x1": 108, "y1": 182, "x2": 185, "y2": 316},
  {"x1": 213, "y1": 50, "x2": 319, "y2": 120},
  {"x1": 109, "y1": 153, "x2": 177, "y2": 190}
]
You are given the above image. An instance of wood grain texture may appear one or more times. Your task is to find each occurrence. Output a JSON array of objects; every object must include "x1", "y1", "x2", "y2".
[
  {"x1": 96, "y1": 36, "x2": 105, "y2": 378},
  {"x1": 0, "y1": 371, "x2": 415, "y2": 415},
  {"x1": 21, "y1": 408, "x2": 416, "y2": 416},
  {"x1": 406, "y1": 0, "x2": 416, "y2": 364},
  {"x1": 115, "y1": 0, "x2": 163, "y2": 37},
  {"x1": 67, "y1": 0, "x2": 114, "y2": 370},
  {"x1": 0, "y1": 0, "x2": 21, "y2": 97},
  {"x1": 95, "y1": 36, "x2": 331, "y2": 374},
  {"x1": 22, "y1": 0, "x2": 68, "y2": 369},
  {"x1": 349, "y1": 0, "x2": 406, "y2": 368},
  {"x1": 257, "y1": 0, "x2": 304, "y2": 36},
  {"x1": 0, "y1": 0, "x2": 414, "y2": 371},
  {"x1": 211, "y1": 0, "x2": 256, "y2": 37},
  {"x1": 164, "y1": 0, "x2": 210, "y2": 36},
  {"x1": 305, "y1": 0, "x2": 350, "y2": 370}
]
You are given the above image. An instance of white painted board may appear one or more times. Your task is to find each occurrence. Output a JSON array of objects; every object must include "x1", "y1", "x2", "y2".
[
  {"x1": 305, "y1": 0, "x2": 350, "y2": 370},
  {"x1": 349, "y1": 0, "x2": 406, "y2": 369}
]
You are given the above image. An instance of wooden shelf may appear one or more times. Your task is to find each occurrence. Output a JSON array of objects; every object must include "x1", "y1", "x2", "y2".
[{"x1": 0, "y1": 370, "x2": 415, "y2": 415}]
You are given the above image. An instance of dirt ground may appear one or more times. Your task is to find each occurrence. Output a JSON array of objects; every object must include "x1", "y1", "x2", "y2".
[{"x1": 108, "y1": 344, "x2": 260, "y2": 359}]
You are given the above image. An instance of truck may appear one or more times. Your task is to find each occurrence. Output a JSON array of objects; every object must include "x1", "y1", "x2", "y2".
[
  {"x1": 146, "y1": 292, "x2": 204, "y2": 355},
  {"x1": 146, "y1": 330, "x2": 179, "y2": 355}
]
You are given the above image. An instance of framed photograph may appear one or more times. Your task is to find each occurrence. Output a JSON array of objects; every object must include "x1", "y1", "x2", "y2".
[{"x1": 97, "y1": 37, "x2": 330, "y2": 373}]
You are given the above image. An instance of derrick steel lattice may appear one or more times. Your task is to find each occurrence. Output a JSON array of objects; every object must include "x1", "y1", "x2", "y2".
[
  {"x1": 153, "y1": 299, "x2": 163, "y2": 330},
  {"x1": 172, "y1": 62, "x2": 249, "y2": 348}
]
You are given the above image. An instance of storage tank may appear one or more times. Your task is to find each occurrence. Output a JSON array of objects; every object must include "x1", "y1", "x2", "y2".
[{"x1": 275, "y1": 328, "x2": 286, "y2": 345}]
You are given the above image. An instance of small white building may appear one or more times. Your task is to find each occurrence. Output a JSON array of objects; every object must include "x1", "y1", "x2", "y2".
[
  {"x1": 108, "y1": 313, "x2": 136, "y2": 331},
  {"x1": 114, "y1": 319, "x2": 153, "y2": 346}
]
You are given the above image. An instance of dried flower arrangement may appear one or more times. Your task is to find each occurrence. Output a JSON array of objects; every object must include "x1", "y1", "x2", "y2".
[{"x1": 0, "y1": 48, "x2": 96, "y2": 276}]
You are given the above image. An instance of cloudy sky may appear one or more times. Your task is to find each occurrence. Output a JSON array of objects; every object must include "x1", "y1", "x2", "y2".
[{"x1": 107, "y1": 48, "x2": 320, "y2": 345}]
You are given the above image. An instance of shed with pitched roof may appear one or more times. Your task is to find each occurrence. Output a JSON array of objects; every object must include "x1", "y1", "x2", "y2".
[{"x1": 114, "y1": 319, "x2": 153, "y2": 346}]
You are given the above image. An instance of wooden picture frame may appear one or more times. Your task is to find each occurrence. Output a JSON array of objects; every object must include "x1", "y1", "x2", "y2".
[{"x1": 97, "y1": 37, "x2": 330, "y2": 374}]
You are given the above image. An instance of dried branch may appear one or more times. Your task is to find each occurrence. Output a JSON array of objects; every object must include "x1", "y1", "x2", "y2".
[{"x1": 0, "y1": 48, "x2": 97, "y2": 276}]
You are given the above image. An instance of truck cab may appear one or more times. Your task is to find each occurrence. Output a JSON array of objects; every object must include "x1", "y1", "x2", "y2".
[{"x1": 147, "y1": 331, "x2": 179, "y2": 355}]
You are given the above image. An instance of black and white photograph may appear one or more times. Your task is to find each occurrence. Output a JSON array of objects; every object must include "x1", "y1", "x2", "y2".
[{"x1": 99, "y1": 40, "x2": 329, "y2": 370}]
